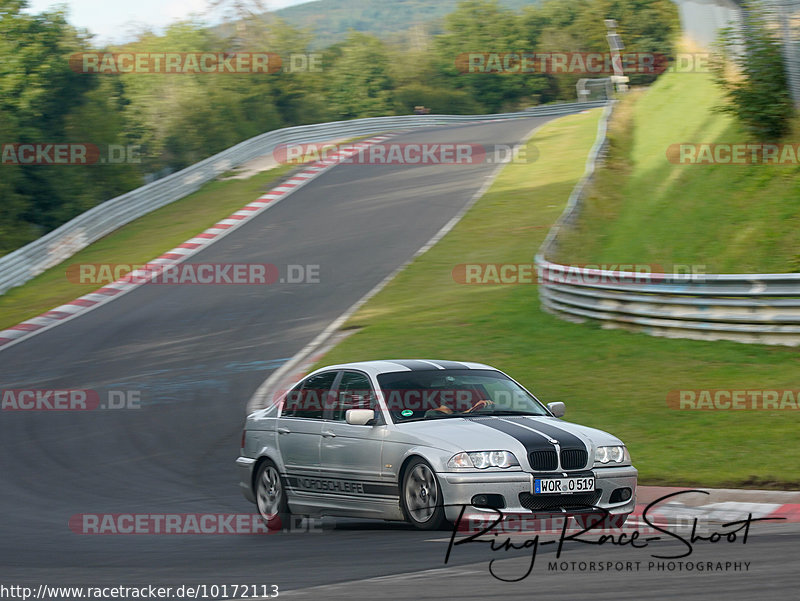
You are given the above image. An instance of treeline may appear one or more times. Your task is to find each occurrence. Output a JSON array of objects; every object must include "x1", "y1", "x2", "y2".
[
  {"x1": 0, "y1": 0, "x2": 679, "y2": 256},
  {"x1": 275, "y1": 0, "x2": 541, "y2": 49}
]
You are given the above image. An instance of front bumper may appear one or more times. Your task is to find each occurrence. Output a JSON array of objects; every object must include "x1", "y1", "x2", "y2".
[{"x1": 439, "y1": 465, "x2": 637, "y2": 523}]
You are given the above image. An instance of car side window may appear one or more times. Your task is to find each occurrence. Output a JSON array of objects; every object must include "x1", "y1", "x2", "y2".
[
  {"x1": 281, "y1": 382, "x2": 305, "y2": 418},
  {"x1": 282, "y1": 371, "x2": 338, "y2": 419},
  {"x1": 331, "y1": 371, "x2": 376, "y2": 422}
]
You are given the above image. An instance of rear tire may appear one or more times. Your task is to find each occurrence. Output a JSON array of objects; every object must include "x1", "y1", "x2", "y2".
[
  {"x1": 400, "y1": 458, "x2": 447, "y2": 530},
  {"x1": 255, "y1": 460, "x2": 289, "y2": 532}
]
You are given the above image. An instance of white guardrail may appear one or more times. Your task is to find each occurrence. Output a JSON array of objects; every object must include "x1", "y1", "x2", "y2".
[
  {"x1": 0, "y1": 101, "x2": 605, "y2": 296},
  {"x1": 535, "y1": 102, "x2": 800, "y2": 347}
]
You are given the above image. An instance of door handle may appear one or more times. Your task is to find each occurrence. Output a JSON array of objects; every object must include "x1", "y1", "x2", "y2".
[
  {"x1": 277, "y1": 427, "x2": 290, "y2": 435},
  {"x1": 321, "y1": 430, "x2": 337, "y2": 438}
]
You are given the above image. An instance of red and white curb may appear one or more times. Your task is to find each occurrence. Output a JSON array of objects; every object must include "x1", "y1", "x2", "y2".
[
  {"x1": 448, "y1": 498, "x2": 800, "y2": 537},
  {"x1": 627, "y1": 499, "x2": 800, "y2": 527},
  {"x1": 0, "y1": 135, "x2": 394, "y2": 353}
]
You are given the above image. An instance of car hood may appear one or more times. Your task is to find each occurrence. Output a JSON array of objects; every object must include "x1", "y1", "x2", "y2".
[{"x1": 395, "y1": 415, "x2": 624, "y2": 468}]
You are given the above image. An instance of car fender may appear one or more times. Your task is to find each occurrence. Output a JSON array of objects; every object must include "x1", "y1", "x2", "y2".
[{"x1": 397, "y1": 445, "x2": 452, "y2": 479}]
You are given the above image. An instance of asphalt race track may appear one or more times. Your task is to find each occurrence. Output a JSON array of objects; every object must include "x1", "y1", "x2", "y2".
[{"x1": 1, "y1": 113, "x2": 797, "y2": 600}]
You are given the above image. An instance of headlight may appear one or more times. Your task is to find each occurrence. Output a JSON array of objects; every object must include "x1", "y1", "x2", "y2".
[
  {"x1": 448, "y1": 451, "x2": 519, "y2": 469},
  {"x1": 594, "y1": 445, "x2": 630, "y2": 465}
]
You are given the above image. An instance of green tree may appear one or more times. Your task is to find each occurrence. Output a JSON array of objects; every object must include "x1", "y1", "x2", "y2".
[
  {"x1": 392, "y1": 83, "x2": 480, "y2": 114},
  {"x1": 521, "y1": 0, "x2": 679, "y2": 101},
  {"x1": 434, "y1": 0, "x2": 548, "y2": 112},
  {"x1": 712, "y1": 0, "x2": 794, "y2": 139},
  {"x1": 0, "y1": 0, "x2": 141, "y2": 252},
  {"x1": 325, "y1": 32, "x2": 394, "y2": 118}
]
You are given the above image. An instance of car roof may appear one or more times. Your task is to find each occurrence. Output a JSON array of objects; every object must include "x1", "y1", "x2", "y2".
[{"x1": 308, "y1": 359, "x2": 496, "y2": 377}]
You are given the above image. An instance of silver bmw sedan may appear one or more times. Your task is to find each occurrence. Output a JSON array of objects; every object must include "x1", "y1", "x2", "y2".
[{"x1": 236, "y1": 359, "x2": 637, "y2": 530}]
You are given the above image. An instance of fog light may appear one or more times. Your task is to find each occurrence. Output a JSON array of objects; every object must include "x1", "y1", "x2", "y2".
[
  {"x1": 471, "y1": 494, "x2": 505, "y2": 509},
  {"x1": 610, "y1": 487, "x2": 632, "y2": 503}
]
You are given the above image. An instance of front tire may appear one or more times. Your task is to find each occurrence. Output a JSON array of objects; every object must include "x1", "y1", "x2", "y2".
[
  {"x1": 255, "y1": 460, "x2": 289, "y2": 532},
  {"x1": 401, "y1": 458, "x2": 446, "y2": 530}
]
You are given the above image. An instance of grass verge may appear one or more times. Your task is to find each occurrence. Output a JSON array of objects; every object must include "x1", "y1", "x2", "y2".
[
  {"x1": 313, "y1": 109, "x2": 800, "y2": 489},
  {"x1": 553, "y1": 71, "x2": 800, "y2": 273},
  {"x1": 0, "y1": 164, "x2": 298, "y2": 331}
]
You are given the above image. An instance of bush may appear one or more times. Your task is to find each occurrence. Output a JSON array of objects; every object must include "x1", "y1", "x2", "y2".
[{"x1": 712, "y1": 0, "x2": 795, "y2": 139}]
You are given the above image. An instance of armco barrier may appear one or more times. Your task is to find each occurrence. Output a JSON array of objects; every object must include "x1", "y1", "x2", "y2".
[
  {"x1": 0, "y1": 101, "x2": 605, "y2": 295},
  {"x1": 535, "y1": 102, "x2": 800, "y2": 346}
]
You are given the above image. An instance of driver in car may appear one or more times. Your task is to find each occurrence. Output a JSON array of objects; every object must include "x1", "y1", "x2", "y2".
[{"x1": 424, "y1": 393, "x2": 494, "y2": 417}]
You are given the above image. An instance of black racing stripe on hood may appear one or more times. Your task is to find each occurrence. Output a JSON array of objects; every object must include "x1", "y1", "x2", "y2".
[
  {"x1": 519, "y1": 417, "x2": 586, "y2": 450},
  {"x1": 465, "y1": 417, "x2": 554, "y2": 452},
  {"x1": 426, "y1": 360, "x2": 470, "y2": 370},
  {"x1": 387, "y1": 360, "x2": 442, "y2": 371}
]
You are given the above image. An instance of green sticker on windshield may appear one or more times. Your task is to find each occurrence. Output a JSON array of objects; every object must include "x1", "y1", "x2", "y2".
[{"x1": 401, "y1": 409, "x2": 414, "y2": 417}]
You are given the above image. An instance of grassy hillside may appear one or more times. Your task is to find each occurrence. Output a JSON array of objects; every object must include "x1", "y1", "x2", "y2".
[
  {"x1": 313, "y1": 109, "x2": 800, "y2": 488},
  {"x1": 553, "y1": 71, "x2": 800, "y2": 273},
  {"x1": 276, "y1": 0, "x2": 541, "y2": 47}
]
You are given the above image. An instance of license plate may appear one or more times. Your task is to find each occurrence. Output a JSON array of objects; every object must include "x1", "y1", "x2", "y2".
[{"x1": 534, "y1": 476, "x2": 595, "y2": 494}]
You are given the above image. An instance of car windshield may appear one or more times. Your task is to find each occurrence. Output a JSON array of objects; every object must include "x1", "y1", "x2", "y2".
[{"x1": 377, "y1": 369, "x2": 549, "y2": 423}]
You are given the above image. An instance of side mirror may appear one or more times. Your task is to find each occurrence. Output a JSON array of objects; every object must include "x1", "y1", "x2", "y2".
[
  {"x1": 346, "y1": 409, "x2": 376, "y2": 425},
  {"x1": 547, "y1": 402, "x2": 566, "y2": 418}
]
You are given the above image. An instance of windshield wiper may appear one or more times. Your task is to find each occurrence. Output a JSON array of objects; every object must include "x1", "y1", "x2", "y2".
[
  {"x1": 424, "y1": 413, "x2": 467, "y2": 419},
  {"x1": 480, "y1": 410, "x2": 544, "y2": 416}
]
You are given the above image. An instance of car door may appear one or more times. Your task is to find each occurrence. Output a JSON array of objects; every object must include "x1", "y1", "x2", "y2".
[
  {"x1": 277, "y1": 371, "x2": 339, "y2": 488},
  {"x1": 319, "y1": 370, "x2": 392, "y2": 500}
]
